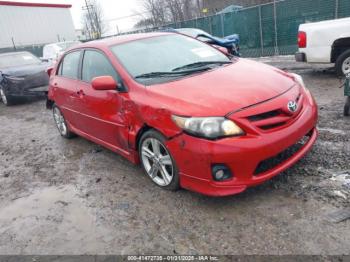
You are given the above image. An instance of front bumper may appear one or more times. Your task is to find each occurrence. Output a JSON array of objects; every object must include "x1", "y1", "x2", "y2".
[
  {"x1": 8, "y1": 86, "x2": 48, "y2": 97},
  {"x1": 1, "y1": 71, "x2": 49, "y2": 98},
  {"x1": 295, "y1": 52, "x2": 307, "y2": 62},
  {"x1": 166, "y1": 90, "x2": 318, "y2": 197}
]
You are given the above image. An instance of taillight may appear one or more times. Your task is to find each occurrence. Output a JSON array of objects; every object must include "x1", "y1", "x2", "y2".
[{"x1": 298, "y1": 31, "x2": 307, "y2": 48}]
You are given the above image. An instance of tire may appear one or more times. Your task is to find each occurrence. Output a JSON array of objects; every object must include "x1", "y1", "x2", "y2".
[
  {"x1": 344, "y1": 97, "x2": 350, "y2": 117},
  {"x1": 0, "y1": 86, "x2": 15, "y2": 106},
  {"x1": 52, "y1": 104, "x2": 76, "y2": 139},
  {"x1": 139, "y1": 129, "x2": 180, "y2": 191},
  {"x1": 335, "y1": 49, "x2": 350, "y2": 76}
]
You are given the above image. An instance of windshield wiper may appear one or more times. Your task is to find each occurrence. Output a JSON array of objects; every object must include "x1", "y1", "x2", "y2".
[
  {"x1": 172, "y1": 61, "x2": 232, "y2": 72},
  {"x1": 135, "y1": 67, "x2": 211, "y2": 79}
]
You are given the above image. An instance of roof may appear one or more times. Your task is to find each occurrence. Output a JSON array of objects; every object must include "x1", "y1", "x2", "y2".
[
  {"x1": 79, "y1": 32, "x2": 172, "y2": 48},
  {"x1": 0, "y1": 1, "x2": 72, "y2": 8}
]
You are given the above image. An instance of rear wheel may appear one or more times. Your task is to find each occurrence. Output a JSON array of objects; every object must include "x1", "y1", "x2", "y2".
[
  {"x1": 139, "y1": 130, "x2": 180, "y2": 191},
  {"x1": 52, "y1": 104, "x2": 75, "y2": 139},
  {"x1": 335, "y1": 49, "x2": 350, "y2": 76}
]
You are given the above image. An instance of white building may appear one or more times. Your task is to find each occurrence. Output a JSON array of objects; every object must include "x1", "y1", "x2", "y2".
[{"x1": 0, "y1": 1, "x2": 76, "y2": 48}]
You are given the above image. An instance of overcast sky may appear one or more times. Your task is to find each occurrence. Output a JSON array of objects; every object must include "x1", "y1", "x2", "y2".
[{"x1": 6, "y1": 0, "x2": 144, "y2": 34}]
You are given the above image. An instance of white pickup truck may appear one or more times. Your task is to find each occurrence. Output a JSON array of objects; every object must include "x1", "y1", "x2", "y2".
[{"x1": 295, "y1": 17, "x2": 350, "y2": 76}]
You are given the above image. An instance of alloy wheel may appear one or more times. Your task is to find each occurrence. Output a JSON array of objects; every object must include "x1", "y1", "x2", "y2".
[
  {"x1": 0, "y1": 88, "x2": 8, "y2": 105},
  {"x1": 342, "y1": 57, "x2": 350, "y2": 76},
  {"x1": 53, "y1": 107, "x2": 68, "y2": 136},
  {"x1": 141, "y1": 138, "x2": 174, "y2": 187}
]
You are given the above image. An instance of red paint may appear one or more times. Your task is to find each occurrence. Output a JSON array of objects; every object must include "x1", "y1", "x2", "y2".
[
  {"x1": 48, "y1": 33, "x2": 318, "y2": 196},
  {"x1": 0, "y1": 1, "x2": 71, "y2": 8},
  {"x1": 298, "y1": 31, "x2": 307, "y2": 48}
]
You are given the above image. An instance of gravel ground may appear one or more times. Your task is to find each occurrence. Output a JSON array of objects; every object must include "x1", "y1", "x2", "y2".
[{"x1": 0, "y1": 56, "x2": 349, "y2": 255}]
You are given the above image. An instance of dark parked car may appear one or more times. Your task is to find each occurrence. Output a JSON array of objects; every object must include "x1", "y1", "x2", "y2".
[
  {"x1": 0, "y1": 51, "x2": 50, "y2": 106},
  {"x1": 173, "y1": 28, "x2": 240, "y2": 56}
]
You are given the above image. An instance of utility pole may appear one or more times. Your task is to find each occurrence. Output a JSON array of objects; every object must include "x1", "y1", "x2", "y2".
[
  {"x1": 94, "y1": 11, "x2": 101, "y2": 38},
  {"x1": 82, "y1": 0, "x2": 95, "y2": 38},
  {"x1": 85, "y1": 21, "x2": 92, "y2": 39},
  {"x1": 196, "y1": 0, "x2": 201, "y2": 17}
]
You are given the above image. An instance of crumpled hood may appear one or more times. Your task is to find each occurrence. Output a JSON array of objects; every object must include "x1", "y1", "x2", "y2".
[{"x1": 147, "y1": 58, "x2": 296, "y2": 117}]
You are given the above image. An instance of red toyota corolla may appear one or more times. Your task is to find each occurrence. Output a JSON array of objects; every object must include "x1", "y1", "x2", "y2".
[{"x1": 47, "y1": 32, "x2": 318, "y2": 196}]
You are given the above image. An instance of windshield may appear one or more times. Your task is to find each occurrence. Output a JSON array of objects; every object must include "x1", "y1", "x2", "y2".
[
  {"x1": 111, "y1": 34, "x2": 230, "y2": 84},
  {"x1": 0, "y1": 52, "x2": 41, "y2": 68}
]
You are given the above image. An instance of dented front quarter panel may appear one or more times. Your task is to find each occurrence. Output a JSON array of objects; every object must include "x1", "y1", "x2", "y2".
[{"x1": 124, "y1": 87, "x2": 183, "y2": 155}]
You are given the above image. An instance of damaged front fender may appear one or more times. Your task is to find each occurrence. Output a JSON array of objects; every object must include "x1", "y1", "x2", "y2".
[{"x1": 127, "y1": 102, "x2": 183, "y2": 153}]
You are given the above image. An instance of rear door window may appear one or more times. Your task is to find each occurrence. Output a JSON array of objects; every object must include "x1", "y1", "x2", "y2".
[{"x1": 58, "y1": 51, "x2": 81, "y2": 79}]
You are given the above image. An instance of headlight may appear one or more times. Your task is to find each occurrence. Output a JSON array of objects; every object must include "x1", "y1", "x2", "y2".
[
  {"x1": 172, "y1": 115, "x2": 244, "y2": 139},
  {"x1": 291, "y1": 73, "x2": 306, "y2": 89}
]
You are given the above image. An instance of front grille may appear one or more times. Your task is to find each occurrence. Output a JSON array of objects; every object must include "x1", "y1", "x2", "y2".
[
  {"x1": 254, "y1": 134, "x2": 311, "y2": 176},
  {"x1": 260, "y1": 122, "x2": 286, "y2": 130},
  {"x1": 248, "y1": 110, "x2": 280, "y2": 122},
  {"x1": 247, "y1": 109, "x2": 291, "y2": 131},
  {"x1": 247, "y1": 96, "x2": 304, "y2": 131}
]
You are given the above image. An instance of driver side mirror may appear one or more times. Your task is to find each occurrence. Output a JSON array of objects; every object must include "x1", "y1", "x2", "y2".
[{"x1": 91, "y1": 76, "x2": 118, "y2": 91}]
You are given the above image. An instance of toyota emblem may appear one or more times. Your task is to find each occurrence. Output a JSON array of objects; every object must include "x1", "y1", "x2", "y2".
[{"x1": 287, "y1": 101, "x2": 298, "y2": 112}]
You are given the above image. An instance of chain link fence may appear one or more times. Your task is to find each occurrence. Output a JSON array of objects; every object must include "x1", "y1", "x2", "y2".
[
  {"x1": 122, "y1": 0, "x2": 350, "y2": 58},
  {"x1": 2, "y1": 0, "x2": 350, "y2": 58}
]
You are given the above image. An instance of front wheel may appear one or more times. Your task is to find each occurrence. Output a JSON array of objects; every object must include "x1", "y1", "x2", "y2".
[
  {"x1": 139, "y1": 130, "x2": 180, "y2": 191},
  {"x1": 0, "y1": 87, "x2": 14, "y2": 106},
  {"x1": 52, "y1": 104, "x2": 75, "y2": 138}
]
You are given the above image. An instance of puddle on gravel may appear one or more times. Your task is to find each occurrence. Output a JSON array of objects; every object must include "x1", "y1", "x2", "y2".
[
  {"x1": 330, "y1": 172, "x2": 350, "y2": 185},
  {"x1": 0, "y1": 185, "x2": 111, "y2": 254}
]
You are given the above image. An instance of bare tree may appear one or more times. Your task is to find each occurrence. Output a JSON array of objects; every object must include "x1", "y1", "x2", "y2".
[
  {"x1": 201, "y1": 0, "x2": 271, "y2": 14},
  {"x1": 134, "y1": 18, "x2": 155, "y2": 29},
  {"x1": 82, "y1": 0, "x2": 108, "y2": 39},
  {"x1": 136, "y1": 0, "x2": 271, "y2": 30},
  {"x1": 195, "y1": 0, "x2": 203, "y2": 16},
  {"x1": 167, "y1": 0, "x2": 185, "y2": 23},
  {"x1": 136, "y1": 0, "x2": 202, "y2": 29},
  {"x1": 141, "y1": 0, "x2": 168, "y2": 27}
]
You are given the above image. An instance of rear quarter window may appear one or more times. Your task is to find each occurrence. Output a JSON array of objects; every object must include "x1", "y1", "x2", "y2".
[{"x1": 58, "y1": 51, "x2": 81, "y2": 79}]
